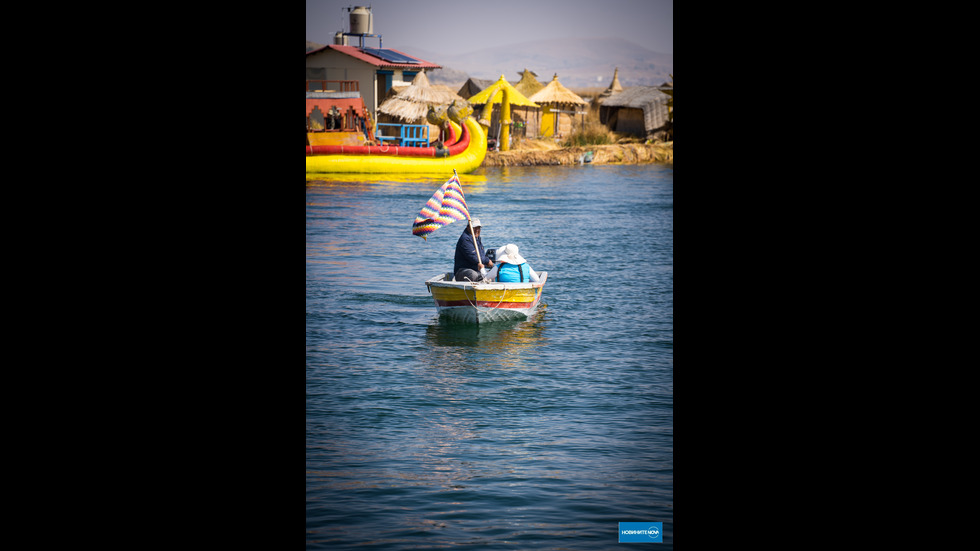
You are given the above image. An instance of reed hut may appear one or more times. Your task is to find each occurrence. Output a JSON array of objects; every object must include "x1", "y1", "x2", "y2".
[
  {"x1": 377, "y1": 71, "x2": 466, "y2": 143},
  {"x1": 467, "y1": 75, "x2": 538, "y2": 148},
  {"x1": 527, "y1": 74, "x2": 589, "y2": 138},
  {"x1": 598, "y1": 86, "x2": 671, "y2": 140}
]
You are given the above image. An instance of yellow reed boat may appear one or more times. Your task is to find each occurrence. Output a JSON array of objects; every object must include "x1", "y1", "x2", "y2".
[{"x1": 307, "y1": 116, "x2": 487, "y2": 175}]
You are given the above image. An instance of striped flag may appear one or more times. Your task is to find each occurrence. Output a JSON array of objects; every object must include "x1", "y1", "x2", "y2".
[{"x1": 412, "y1": 174, "x2": 470, "y2": 240}]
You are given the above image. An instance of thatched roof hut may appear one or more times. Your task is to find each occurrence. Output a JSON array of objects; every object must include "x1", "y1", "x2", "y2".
[
  {"x1": 379, "y1": 84, "x2": 465, "y2": 119},
  {"x1": 528, "y1": 74, "x2": 589, "y2": 107},
  {"x1": 528, "y1": 74, "x2": 588, "y2": 138},
  {"x1": 379, "y1": 72, "x2": 464, "y2": 116},
  {"x1": 599, "y1": 86, "x2": 670, "y2": 138},
  {"x1": 379, "y1": 73, "x2": 464, "y2": 114},
  {"x1": 467, "y1": 75, "x2": 539, "y2": 144},
  {"x1": 377, "y1": 71, "x2": 467, "y2": 142}
]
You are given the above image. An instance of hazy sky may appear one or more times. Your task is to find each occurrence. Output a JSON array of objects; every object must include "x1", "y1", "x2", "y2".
[{"x1": 306, "y1": 0, "x2": 673, "y2": 54}]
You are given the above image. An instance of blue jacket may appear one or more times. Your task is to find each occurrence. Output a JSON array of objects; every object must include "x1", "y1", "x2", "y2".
[{"x1": 454, "y1": 227, "x2": 489, "y2": 274}]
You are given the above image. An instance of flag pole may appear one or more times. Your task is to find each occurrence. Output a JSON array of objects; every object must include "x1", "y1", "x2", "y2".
[{"x1": 457, "y1": 169, "x2": 484, "y2": 274}]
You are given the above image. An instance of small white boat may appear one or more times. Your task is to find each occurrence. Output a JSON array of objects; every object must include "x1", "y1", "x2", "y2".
[{"x1": 424, "y1": 272, "x2": 548, "y2": 323}]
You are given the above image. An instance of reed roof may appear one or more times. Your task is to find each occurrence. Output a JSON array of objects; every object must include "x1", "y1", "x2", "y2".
[
  {"x1": 377, "y1": 98, "x2": 431, "y2": 122},
  {"x1": 378, "y1": 71, "x2": 467, "y2": 122},
  {"x1": 514, "y1": 68, "x2": 544, "y2": 97},
  {"x1": 394, "y1": 71, "x2": 464, "y2": 104},
  {"x1": 528, "y1": 74, "x2": 588, "y2": 106},
  {"x1": 467, "y1": 75, "x2": 538, "y2": 107},
  {"x1": 599, "y1": 86, "x2": 669, "y2": 109},
  {"x1": 606, "y1": 67, "x2": 624, "y2": 93},
  {"x1": 596, "y1": 68, "x2": 625, "y2": 105}
]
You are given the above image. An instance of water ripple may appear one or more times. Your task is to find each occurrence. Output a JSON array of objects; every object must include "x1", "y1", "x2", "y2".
[{"x1": 307, "y1": 165, "x2": 673, "y2": 549}]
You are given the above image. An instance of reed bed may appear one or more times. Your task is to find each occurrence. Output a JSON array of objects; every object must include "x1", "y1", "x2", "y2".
[{"x1": 561, "y1": 119, "x2": 617, "y2": 147}]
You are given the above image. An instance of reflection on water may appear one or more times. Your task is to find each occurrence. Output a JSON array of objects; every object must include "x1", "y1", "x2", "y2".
[
  {"x1": 306, "y1": 172, "x2": 490, "y2": 188},
  {"x1": 425, "y1": 308, "x2": 547, "y2": 348},
  {"x1": 422, "y1": 307, "x2": 549, "y2": 370}
]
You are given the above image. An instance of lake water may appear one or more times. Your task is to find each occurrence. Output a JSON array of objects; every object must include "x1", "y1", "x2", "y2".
[{"x1": 306, "y1": 164, "x2": 673, "y2": 549}]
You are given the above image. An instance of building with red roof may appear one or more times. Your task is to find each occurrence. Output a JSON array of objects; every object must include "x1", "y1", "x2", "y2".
[{"x1": 306, "y1": 44, "x2": 441, "y2": 117}]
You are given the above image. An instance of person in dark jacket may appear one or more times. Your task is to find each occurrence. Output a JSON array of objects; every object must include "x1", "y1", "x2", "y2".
[{"x1": 453, "y1": 218, "x2": 493, "y2": 281}]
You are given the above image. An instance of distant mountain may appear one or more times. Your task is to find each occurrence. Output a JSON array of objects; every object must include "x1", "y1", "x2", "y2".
[
  {"x1": 304, "y1": 36, "x2": 671, "y2": 89},
  {"x1": 408, "y1": 37, "x2": 672, "y2": 89}
]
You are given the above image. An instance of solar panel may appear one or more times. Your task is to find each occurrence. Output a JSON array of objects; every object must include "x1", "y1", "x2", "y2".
[{"x1": 361, "y1": 48, "x2": 420, "y2": 64}]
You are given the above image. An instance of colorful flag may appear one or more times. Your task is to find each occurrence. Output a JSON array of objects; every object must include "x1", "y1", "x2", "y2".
[{"x1": 412, "y1": 174, "x2": 470, "y2": 240}]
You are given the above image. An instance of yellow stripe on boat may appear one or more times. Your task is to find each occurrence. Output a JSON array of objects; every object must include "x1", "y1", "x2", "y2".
[
  {"x1": 306, "y1": 117, "x2": 487, "y2": 175},
  {"x1": 430, "y1": 286, "x2": 539, "y2": 303}
]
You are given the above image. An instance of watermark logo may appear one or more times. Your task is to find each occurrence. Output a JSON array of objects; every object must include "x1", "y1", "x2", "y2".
[{"x1": 619, "y1": 522, "x2": 663, "y2": 543}]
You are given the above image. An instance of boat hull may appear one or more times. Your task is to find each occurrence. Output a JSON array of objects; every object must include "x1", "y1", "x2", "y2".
[
  {"x1": 425, "y1": 272, "x2": 547, "y2": 323},
  {"x1": 306, "y1": 117, "x2": 487, "y2": 175}
]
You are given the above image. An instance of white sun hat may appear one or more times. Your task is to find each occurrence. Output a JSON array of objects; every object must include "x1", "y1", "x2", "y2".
[
  {"x1": 495, "y1": 243, "x2": 526, "y2": 265},
  {"x1": 470, "y1": 218, "x2": 482, "y2": 228}
]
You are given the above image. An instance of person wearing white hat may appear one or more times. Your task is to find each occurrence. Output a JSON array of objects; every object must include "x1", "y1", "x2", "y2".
[
  {"x1": 486, "y1": 243, "x2": 540, "y2": 283},
  {"x1": 453, "y1": 218, "x2": 493, "y2": 281}
]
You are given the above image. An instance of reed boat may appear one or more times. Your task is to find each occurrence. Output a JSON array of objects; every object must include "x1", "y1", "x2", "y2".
[
  {"x1": 307, "y1": 116, "x2": 487, "y2": 175},
  {"x1": 305, "y1": 84, "x2": 488, "y2": 175},
  {"x1": 424, "y1": 271, "x2": 548, "y2": 324}
]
